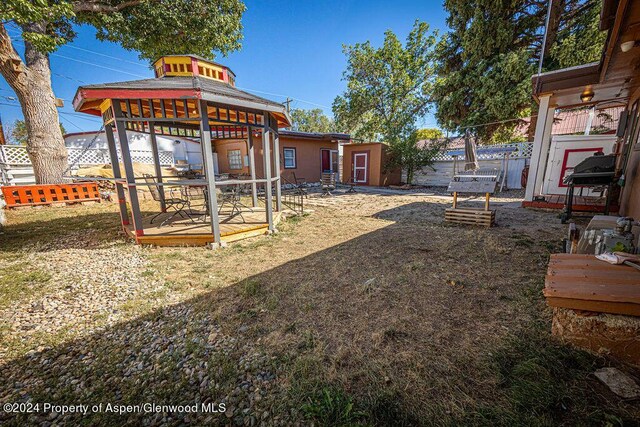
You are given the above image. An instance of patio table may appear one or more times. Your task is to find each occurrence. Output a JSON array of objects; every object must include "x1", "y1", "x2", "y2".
[{"x1": 165, "y1": 178, "x2": 255, "y2": 221}]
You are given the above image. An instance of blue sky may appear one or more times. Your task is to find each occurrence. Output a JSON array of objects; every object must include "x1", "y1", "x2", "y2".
[{"x1": 0, "y1": 0, "x2": 448, "y2": 133}]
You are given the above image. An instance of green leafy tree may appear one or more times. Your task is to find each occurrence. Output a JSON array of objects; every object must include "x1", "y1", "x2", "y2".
[
  {"x1": 290, "y1": 108, "x2": 335, "y2": 133},
  {"x1": 1, "y1": 0, "x2": 245, "y2": 183},
  {"x1": 333, "y1": 21, "x2": 439, "y2": 183},
  {"x1": 386, "y1": 130, "x2": 447, "y2": 185},
  {"x1": 432, "y1": 0, "x2": 606, "y2": 142},
  {"x1": 415, "y1": 128, "x2": 443, "y2": 140},
  {"x1": 10, "y1": 119, "x2": 65, "y2": 145}
]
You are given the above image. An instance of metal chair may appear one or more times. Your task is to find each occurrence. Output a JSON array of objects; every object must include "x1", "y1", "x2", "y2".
[
  {"x1": 345, "y1": 170, "x2": 362, "y2": 193},
  {"x1": 217, "y1": 186, "x2": 245, "y2": 221},
  {"x1": 142, "y1": 174, "x2": 191, "y2": 227},
  {"x1": 321, "y1": 172, "x2": 336, "y2": 197}
]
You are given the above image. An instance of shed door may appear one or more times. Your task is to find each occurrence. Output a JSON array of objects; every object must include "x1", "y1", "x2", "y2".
[{"x1": 353, "y1": 153, "x2": 368, "y2": 183}]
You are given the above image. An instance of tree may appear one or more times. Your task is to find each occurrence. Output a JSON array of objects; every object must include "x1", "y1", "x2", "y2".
[
  {"x1": 415, "y1": 128, "x2": 443, "y2": 140},
  {"x1": 9, "y1": 119, "x2": 65, "y2": 145},
  {"x1": 432, "y1": 0, "x2": 606, "y2": 142},
  {"x1": 386, "y1": 130, "x2": 447, "y2": 185},
  {"x1": 289, "y1": 108, "x2": 335, "y2": 133},
  {"x1": 10, "y1": 119, "x2": 27, "y2": 145},
  {"x1": 333, "y1": 21, "x2": 438, "y2": 183},
  {"x1": 1, "y1": 0, "x2": 245, "y2": 183}
]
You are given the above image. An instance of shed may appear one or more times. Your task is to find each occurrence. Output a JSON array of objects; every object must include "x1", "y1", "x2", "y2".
[{"x1": 342, "y1": 142, "x2": 402, "y2": 187}]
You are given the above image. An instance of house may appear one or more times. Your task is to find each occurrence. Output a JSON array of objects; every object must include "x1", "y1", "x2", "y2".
[
  {"x1": 527, "y1": 0, "x2": 640, "y2": 366},
  {"x1": 215, "y1": 130, "x2": 349, "y2": 184},
  {"x1": 342, "y1": 142, "x2": 402, "y2": 186},
  {"x1": 526, "y1": 1, "x2": 640, "y2": 214}
]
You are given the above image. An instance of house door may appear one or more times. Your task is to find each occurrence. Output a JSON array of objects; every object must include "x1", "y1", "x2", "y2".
[
  {"x1": 321, "y1": 149, "x2": 331, "y2": 172},
  {"x1": 321, "y1": 149, "x2": 339, "y2": 176},
  {"x1": 353, "y1": 152, "x2": 368, "y2": 183}
]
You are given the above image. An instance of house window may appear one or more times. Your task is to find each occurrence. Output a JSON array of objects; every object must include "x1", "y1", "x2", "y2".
[
  {"x1": 227, "y1": 149, "x2": 243, "y2": 170},
  {"x1": 283, "y1": 148, "x2": 296, "y2": 169}
]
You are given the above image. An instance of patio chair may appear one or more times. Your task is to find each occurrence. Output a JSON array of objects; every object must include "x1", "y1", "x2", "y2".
[
  {"x1": 217, "y1": 186, "x2": 245, "y2": 221},
  {"x1": 182, "y1": 185, "x2": 208, "y2": 219},
  {"x1": 345, "y1": 170, "x2": 362, "y2": 193},
  {"x1": 142, "y1": 174, "x2": 191, "y2": 227},
  {"x1": 321, "y1": 172, "x2": 336, "y2": 197}
]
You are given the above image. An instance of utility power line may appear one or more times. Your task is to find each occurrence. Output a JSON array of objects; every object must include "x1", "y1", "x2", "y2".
[{"x1": 7, "y1": 31, "x2": 333, "y2": 110}]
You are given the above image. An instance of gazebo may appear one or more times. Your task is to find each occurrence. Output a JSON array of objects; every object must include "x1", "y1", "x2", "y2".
[{"x1": 73, "y1": 55, "x2": 291, "y2": 247}]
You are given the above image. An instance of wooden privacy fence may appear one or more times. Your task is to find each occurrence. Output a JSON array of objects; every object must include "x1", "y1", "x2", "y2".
[{"x1": 2, "y1": 183, "x2": 101, "y2": 208}]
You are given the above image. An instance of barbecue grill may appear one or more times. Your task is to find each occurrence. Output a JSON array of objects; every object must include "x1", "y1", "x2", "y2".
[{"x1": 561, "y1": 153, "x2": 617, "y2": 223}]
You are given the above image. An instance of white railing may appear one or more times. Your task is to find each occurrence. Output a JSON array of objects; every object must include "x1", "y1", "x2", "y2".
[
  {"x1": 432, "y1": 142, "x2": 533, "y2": 161},
  {"x1": 0, "y1": 145, "x2": 174, "y2": 167}
]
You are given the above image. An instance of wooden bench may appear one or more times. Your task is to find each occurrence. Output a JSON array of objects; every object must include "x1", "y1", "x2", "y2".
[{"x1": 444, "y1": 174, "x2": 497, "y2": 227}]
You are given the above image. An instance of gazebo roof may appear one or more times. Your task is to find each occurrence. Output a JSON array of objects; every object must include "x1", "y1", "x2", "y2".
[{"x1": 73, "y1": 72, "x2": 291, "y2": 127}]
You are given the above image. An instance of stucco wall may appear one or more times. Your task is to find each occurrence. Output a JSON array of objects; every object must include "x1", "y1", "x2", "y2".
[
  {"x1": 214, "y1": 136, "x2": 338, "y2": 183},
  {"x1": 343, "y1": 142, "x2": 402, "y2": 187}
]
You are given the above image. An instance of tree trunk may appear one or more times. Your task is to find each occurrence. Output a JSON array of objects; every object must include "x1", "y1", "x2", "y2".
[
  {"x1": 543, "y1": 0, "x2": 565, "y2": 60},
  {"x1": 406, "y1": 166, "x2": 414, "y2": 185},
  {"x1": 20, "y1": 74, "x2": 68, "y2": 184},
  {"x1": 0, "y1": 23, "x2": 67, "y2": 184}
]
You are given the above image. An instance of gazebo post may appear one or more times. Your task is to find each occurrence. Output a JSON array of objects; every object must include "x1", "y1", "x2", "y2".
[
  {"x1": 247, "y1": 126, "x2": 258, "y2": 207},
  {"x1": 273, "y1": 129, "x2": 282, "y2": 212},
  {"x1": 262, "y1": 115, "x2": 275, "y2": 232},
  {"x1": 198, "y1": 99, "x2": 222, "y2": 246},
  {"x1": 148, "y1": 104, "x2": 166, "y2": 212},
  {"x1": 112, "y1": 101, "x2": 145, "y2": 236},
  {"x1": 104, "y1": 123, "x2": 129, "y2": 228}
]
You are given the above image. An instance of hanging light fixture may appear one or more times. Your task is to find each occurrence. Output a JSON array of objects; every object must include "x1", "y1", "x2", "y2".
[{"x1": 580, "y1": 88, "x2": 594, "y2": 103}]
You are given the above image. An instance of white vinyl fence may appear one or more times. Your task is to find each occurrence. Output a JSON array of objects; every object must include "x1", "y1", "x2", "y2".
[
  {"x1": 407, "y1": 142, "x2": 532, "y2": 189},
  {"x1": 0, "y1": 145, "x2": 174, "y2": 186}
]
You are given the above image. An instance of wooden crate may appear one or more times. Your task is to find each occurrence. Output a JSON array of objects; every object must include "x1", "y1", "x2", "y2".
[
  {"x1": 445, "y1": 207, "x2": 495, "y2": 227},
  {"x1": 2, "y1": 183, "x2": 101, "y2": 208}
]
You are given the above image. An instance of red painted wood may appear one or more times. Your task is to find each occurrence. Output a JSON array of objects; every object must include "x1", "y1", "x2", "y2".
[
  {"x1": 2, "y1": 183, "x2": 101, "y2": 208},
  {"x1": 558, "y1": 147, "x2": 603, "y2": 188}
]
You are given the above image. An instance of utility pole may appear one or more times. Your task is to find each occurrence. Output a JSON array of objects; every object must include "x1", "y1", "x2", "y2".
[
  {"x1": 283, "y1": 97, "x2": 292, "y2": 114},
  {"x1": 0, "y1": 114, "x2": 6, "y2": 145}
]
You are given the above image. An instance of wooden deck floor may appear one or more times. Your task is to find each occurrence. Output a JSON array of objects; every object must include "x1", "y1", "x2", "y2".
[{"x1": 125, "y1": 208, "x2": 281, "y2": 246}]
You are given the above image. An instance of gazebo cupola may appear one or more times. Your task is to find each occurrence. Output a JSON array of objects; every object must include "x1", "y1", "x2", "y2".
[{"x1": 152, "y1": 55, "x2": 236, "y2": 86}]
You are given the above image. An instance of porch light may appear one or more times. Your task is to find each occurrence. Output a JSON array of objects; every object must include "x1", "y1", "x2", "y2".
[
  {"x1": 620, "y1": 40, "x2": 637, "y2": 52},
  {"x1": 580, "y1": 89, "x2": 594, "y2": 103}
]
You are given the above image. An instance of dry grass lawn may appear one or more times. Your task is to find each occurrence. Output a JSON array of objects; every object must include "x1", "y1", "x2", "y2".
[{"x1": 0, "y1": 191, "x2": 638, "y2": 426}]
